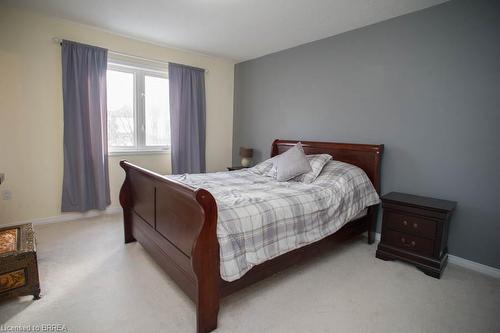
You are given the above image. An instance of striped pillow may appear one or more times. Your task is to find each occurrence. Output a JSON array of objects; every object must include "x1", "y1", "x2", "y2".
[
  {"x1": 249, "y1": 156, "x2": 277, "y2": 175},
  {"x1": 292, "y1": 154, "x2": 332, "y2": 183}
]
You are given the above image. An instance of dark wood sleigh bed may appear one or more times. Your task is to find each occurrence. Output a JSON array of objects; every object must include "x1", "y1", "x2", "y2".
[{"x1": 119, "y1": 139, "x2": 383, "y2": 333}]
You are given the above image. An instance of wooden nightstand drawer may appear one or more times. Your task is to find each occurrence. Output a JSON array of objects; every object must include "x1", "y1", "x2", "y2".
[
  {"x1": 383, "y1": 230, "x2": 434, "y2": 257},
  {"x1": 384, "y1": 211, "x2": 436, "y2": 239}
]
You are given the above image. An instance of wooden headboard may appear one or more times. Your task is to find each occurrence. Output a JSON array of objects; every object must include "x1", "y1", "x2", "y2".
[{"x1": 271, "y1": 139, "x2": 384, "y2": 193}]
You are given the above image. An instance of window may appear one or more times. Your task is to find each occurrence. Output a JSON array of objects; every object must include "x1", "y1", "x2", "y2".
[{"x1": 107, "y1": 60, "x2": 170, "y2": 154}]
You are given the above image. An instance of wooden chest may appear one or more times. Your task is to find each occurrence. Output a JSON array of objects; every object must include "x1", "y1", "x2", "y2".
[
  {"x1": 0, "y1": 223, "x2": 41, "y2": 300},
  {"x1": 376, "y1": 192, "x2": 457, "y2": 278}
]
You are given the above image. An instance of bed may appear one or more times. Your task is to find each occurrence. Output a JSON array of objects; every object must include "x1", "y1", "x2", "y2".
[{"x1": 119, "y1": 139, "x2": 383, "y2": 333}]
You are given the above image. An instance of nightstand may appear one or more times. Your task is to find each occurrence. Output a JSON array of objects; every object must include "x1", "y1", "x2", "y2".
[
  {"x1": 376, "y1": 192, "x2": 456, "y2": 278},
  {"x1": 227, "y1": 166, "x2": 247, "y2": 171}
]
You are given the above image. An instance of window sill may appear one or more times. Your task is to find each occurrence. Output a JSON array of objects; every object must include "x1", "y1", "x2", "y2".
[{"x1": 109, "y1": 150, "x2": 170, "y2": 157}]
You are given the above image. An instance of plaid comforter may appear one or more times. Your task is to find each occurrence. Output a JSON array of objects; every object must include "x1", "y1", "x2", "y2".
[{"x1": 168, "y1": 160, "x2": 379, "y2": 282}]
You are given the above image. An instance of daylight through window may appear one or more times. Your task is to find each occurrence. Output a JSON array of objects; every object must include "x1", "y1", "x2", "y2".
[{"x1": 107, "y1": 60, "x2": 170, "y2": 153}]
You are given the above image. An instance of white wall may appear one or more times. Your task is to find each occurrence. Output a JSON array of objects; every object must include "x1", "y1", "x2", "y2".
[{"x1": 0, "y1": 8, "x2": 235, "y2": 225}]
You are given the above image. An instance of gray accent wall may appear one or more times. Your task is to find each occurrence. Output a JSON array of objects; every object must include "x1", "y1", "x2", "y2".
[{"x1": 233, "y1": 0, "x2": 500, "y2": 268}]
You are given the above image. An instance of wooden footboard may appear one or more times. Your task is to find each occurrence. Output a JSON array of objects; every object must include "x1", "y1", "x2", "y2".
[
  {"x1": 119, "y1": 139, "x2": 383, "y2": 333},
  {"x1": 119, "y1": 161, "x2": 220, "y2": 333}
]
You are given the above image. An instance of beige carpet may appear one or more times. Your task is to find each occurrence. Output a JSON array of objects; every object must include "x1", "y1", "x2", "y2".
[{"x1": 1, "y1": 214, "x2": 499, "y2": 333}]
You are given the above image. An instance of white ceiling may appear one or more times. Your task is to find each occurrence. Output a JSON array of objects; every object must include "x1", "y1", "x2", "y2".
[{"x1": 1, "y1": 0, "x2": 447, "y2": 61}]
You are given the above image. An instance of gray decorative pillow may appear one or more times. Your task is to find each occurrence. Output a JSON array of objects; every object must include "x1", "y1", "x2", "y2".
[
  {"x1": 273, "y1": 142, "x2": 312, "y2": 181},
  {"x1": 292, "y1": 154, "x2": 332, "y2": 184}
]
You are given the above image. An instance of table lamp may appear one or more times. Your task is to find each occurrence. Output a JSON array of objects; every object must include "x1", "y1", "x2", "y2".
[{"x1": 239, "y1": 147, "x2": 253, "y2": 167}]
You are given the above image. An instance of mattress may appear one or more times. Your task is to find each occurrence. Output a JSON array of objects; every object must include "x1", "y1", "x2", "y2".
[{"x1": 168, "y1": 160, "x2": 379, "y2": 281}]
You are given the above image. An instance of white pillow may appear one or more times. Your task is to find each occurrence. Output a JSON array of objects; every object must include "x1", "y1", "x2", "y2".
[
  {"x1": 292, "y1": 154, "x2": 332, "y2": 183},
  {"x1": 273, "y1": 142, "x2": 312, "y2": 181}
]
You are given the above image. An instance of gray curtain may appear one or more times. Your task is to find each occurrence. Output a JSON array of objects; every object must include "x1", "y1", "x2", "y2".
[
  {"x1": 61, "y1": 40, "x2": 110, "y2": 212},
  {"x1": 168, "y1": 63, "x2": 206, "y2": 174}
]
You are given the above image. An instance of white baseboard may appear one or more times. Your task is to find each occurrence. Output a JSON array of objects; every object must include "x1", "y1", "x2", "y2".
[
  {"x1": 373, "y1": 232, "x2": 500, "y2": 279},
  {"x1": 3, "y1": 206, "x2": 122, "y2": 228},
  {"x1": 447, "y1": 255, "x2": 500, "y2": 279}
]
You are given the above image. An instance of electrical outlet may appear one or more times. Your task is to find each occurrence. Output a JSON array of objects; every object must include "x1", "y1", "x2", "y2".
[{"x1": 2, "y1": 189, "x2": 12, "y2": 200}]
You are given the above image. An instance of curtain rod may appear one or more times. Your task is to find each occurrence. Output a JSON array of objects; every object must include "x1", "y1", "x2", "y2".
[{"x1": 52, "y1": 37, "x2": 208, "y2": 73}]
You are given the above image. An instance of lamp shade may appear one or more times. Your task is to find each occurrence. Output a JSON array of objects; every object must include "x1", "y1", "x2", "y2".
[{"x1": 239, "y1": 147, "x2": 253, "y2": 158}]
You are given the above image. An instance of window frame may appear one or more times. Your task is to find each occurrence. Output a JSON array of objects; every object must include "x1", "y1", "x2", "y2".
[{"x1": 107, "y1": 61, "x2": 170, "y2": 155}]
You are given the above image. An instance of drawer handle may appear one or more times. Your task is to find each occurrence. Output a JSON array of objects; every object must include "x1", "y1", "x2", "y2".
[
  {"x1": 402, "y1": 220, "x2": 418, "y2": 229},
  {"x1": 400, "y1": 237, "x2": 416, "y2": 248}
]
